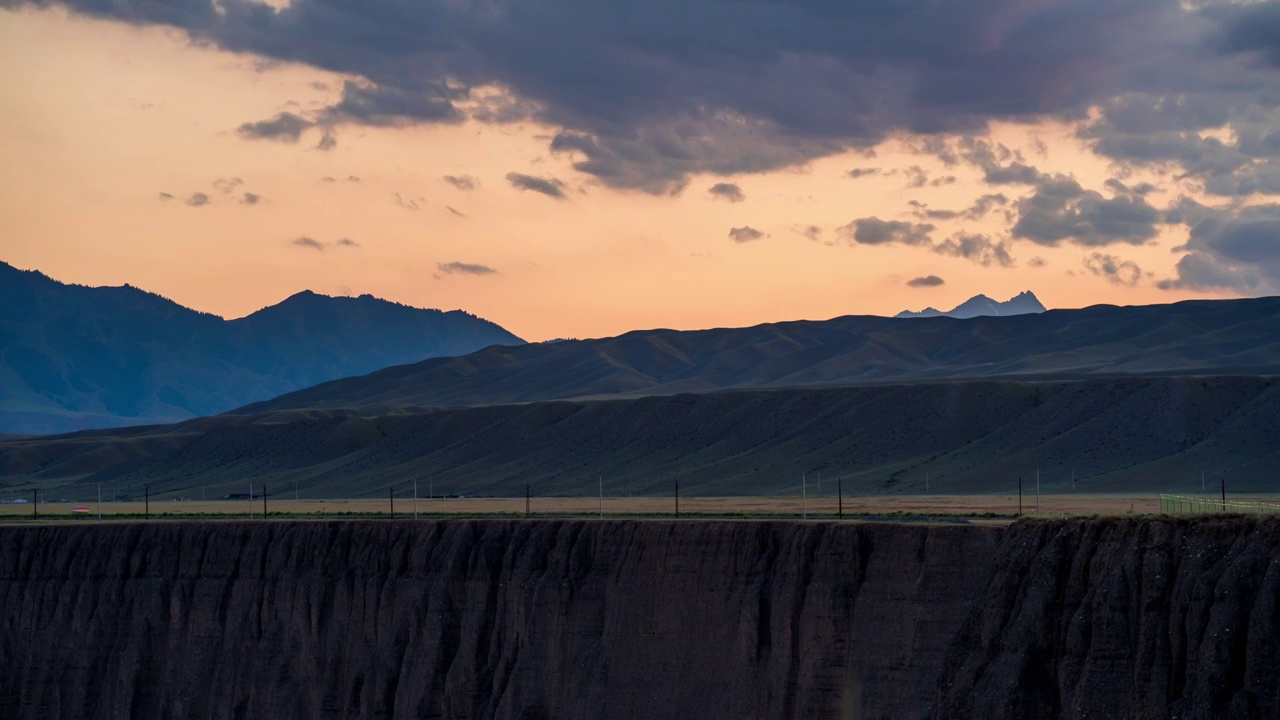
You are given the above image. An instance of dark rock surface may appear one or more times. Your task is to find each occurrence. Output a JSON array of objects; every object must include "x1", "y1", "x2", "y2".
[{"x1": 1, "y1": 518, "x2": 1276, "y2": 719}]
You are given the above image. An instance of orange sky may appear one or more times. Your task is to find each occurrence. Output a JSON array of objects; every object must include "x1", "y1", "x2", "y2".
[{"x1": 0, "y1": 9, "x2": 1227, "y2": 341}]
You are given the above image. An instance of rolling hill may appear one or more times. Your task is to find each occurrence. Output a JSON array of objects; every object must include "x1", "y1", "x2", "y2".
[
  {"x1": 239, "y1": 295, "x2": 1280, "y2": 415},
  {"x1": 0, "y1": 261, "x2": 524, "y2": 434},
  {"x1": 2, "y1": 376, "x2": 1276, "y2": 497}
]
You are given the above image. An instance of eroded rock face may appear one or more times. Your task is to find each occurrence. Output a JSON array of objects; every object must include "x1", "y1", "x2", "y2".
[{"x1": 0, "y1": 518, "x2": 1276, "y2": 719}]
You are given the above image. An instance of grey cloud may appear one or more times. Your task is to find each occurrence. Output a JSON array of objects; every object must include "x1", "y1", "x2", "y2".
[
  {"x1": 847, "y1": 168, "x2": 880, "y2": 179},
  {"x1": 446, "y1": 205, "x2": 467, "y2": 217},
  {"x1": 319, "y1": 176, "x2": 337, "y2": 183},
  {"x1": 840, "y1": 218, "x2": 934, "y2": 246},
  {"x1": 437, "y1": 261, "x2": 497, "y2": 275},
  {"x1": 793, "y1": 224, "x2": 823, "y2": 241},
  {"x1": 909, "y1": 193, "x2": 1009, "y2": 222},
  {"x1": 1157, "y1": 202, "x2": 1280, "y2": 293},
  {"x1": 185, "y1": 192, "x2": 211, "y2": 207},
  {"x1": 291, "y1": 236, "x2": 325, "y2": 251},
  {"x1": 25, "y1": 0, "x2": 1230, "y2": 194},
  {"x1": 443, "y1": 175, "x2": 479, "y2": 191},
  {"x1": 393, "y1": 192, "x2": 423, "y2": 210},
  {"x1": 506, "y1": 172, "x2": 566, "y2": 199},
  {"x1": 157, "y1": 192, "x2": 174, "y2": 201},
  {"x1": 1083, "y1": 252, "x2": 1144, "y2": 286},
  {"x1": 708, "y1": 182, "x2": 745, "y2": 203},
  {"x1": 907, "y1": 275, "x2": 944, "y2": 288},
  {"x1": 335, "y1": 237, "x2": 359, "y2": 247},
  {"x1": 237, "y1": 112, "x2": 311, "y2": 143},
  {"x1": 930, "y1": 175, "x2": 957, "y2": 187},
  {"x1": 728, "y1": 226, "x2": 766, "y2": 243},
  {"x1": 241, "y1": 192, "x2": 263, "y2": 205},
  {"x1": 932, "y1": 233, "x2": 1014, "y2": 267},
  {"x1": 1029, "y1": 256, "x2": 1048, "y2": 268},
  {"x1": 1011, "y1": 176, "x2": 1161, "y2": 246},
  {"x1": 346, "y1": 175, "x2": 361, "y2": 183},
  {"x1": 213, "y1": 177, "x2": 243, "y2": 194}
]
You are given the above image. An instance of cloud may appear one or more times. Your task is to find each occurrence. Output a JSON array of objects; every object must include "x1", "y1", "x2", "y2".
[
  {"x1": 446, "y1": 205, "x2": 467, "y2": 217},
  {"x1": 792, "y1": 224, "x2": 823, "y2": 241},
  {"x1": 838, "y1": 218, "x2": 934, "y2": 246},
  {"x1": 1029, "y1": 256, "x2": 1048, "y2": 268},
  {"x1": 1083, "y1": 252, "x2": 1144, "y2": 286},
  {"x1": 506, "y1": 172, "x2": 566, "y2": 199},
  {"x1": 335, "y1": 237, "x2": 359, "y2": 247},
  {"x1": 319, "y1": 176, "x2": 337, "y2": 184},
  {"x1": 393, "y1": 192, "x2": 423, "y2": 210},
  {"x1": 909, "y1": 193, "x2": 1010, "y2": 222},
  {"x1": 1156, "y1": 202, "x2": 1280, "y2": 293},
  {"x1": 437, "y1": 261, "x2": 497, "y2": 275},
  {"x1": 237, "y1": 112, "x2": 311, "y2": 143},
  {"x1": 36, "y1": 0, "x2": 1258, "y2": 195},
  {"x1": 932, "y1": 233, "x2": 1015, "y2": 267},
  {"x1": 241, "y1": 192, "x2": 264, "y2": 205},
  {"x1": 708, "y1": 182, "x2": 745, "y2": 203},
  {"x1": 184, "y1": 192, "x2": 211, "y2": 207},
  {"x1": 1010, "y1": 176, "x2": 1161, "y2": 247},
  {"x1": 291, "y1": 236, "x2": 325, "y2": 251},
  {"x1": 346, "y1": 175, "x2": 361, "y2": 183},
  {"x1": 728, "y1": 226, "x2": 766, "y2": 243},
  {"x1": 443, "y1": 175, "x2": 479, "y2": 191},
  {"x1": 847, "y1": 167, "x2": 880, "y2": 179},
  {"x1": 213, "y1": 177, "x2": 244, "y2": 194},
  {"x1": 157, "y1": 192, "x2": 174, "y2": 201},
  {"x1": 907, "y1": 275, "x2": 944, "y2": 288}
]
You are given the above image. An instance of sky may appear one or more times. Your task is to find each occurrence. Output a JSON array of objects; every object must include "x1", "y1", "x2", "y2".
[{"x1": 2, "y1": 1, "x2": 1280, "y2": 341}]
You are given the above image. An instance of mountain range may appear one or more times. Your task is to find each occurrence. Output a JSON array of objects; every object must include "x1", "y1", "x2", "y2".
[
  {"x1": 0, "y1": 261, "x2": 524, "y2": 434},
  {"x1": 895, "y1": 291, "x2": 1047, "y2": 319},
  {"x1": 240, "y1": 295, "x2": 1280, "y2": 415}
]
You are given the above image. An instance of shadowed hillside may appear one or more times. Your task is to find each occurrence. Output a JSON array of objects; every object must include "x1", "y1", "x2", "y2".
[
  {"x1": 3, "y1": 376, "x2": 1276, "y2": 497},
  {"x1": 239, "y1": 296, "x2": 1280, "y2": 415},
  {"x1": 0, "y1": 262, "x2": 524, "y2": 434}
]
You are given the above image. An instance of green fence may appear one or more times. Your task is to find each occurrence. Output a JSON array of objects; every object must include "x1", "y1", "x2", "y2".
[{"x1": 1159, "y1": 494, "x2": 1280, "y2": 515}]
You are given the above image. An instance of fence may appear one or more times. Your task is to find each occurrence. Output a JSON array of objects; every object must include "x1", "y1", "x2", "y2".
[{"x1": 1159, "y1": 494, "x2": 1280, "y2": 515}]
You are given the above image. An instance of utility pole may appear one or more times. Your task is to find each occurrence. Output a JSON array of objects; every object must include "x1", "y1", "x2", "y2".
[
  {"x1": 145, "y1": 486, "x2": 149, "y2": 520},
  {"x1": 33, "y1": 489, "x2": 37, "y2": 520},
  {"x1": 802, "y1": 473, "x2": 808, "y2": 520},
  {"x1": 598, "y1": 475, "x2": 603, "y2": 518},
  {"x1": 675, "y1": 480, "x2": 680, "y2": 519},
  {"x1": 249, "y1": 483, "x2": 253, "y2": 520},
  {"x1": 838, "y1": 477, "x2": 843, "y2": 520},
  {"x1": 413, "y1": 478, "x2": 419, "y2": 520},
  {"x1": 263, "y1": 485, "x2": 268, "y2": 519},
  {"x1": 97, "y1": 483, "x2": 102, "y2": 521},
  {"x1": 389, "y1": 487, "x2": 395, "y2": 519},
  {"x1": 525, "y1": 484, "x2": 531, "y2": 519},
  {"x1": 1221, "y1": 476, "x2": 1226, "y2": 512},
  {"x1": 1072, "y1": 469, "x2": 1076, "y2": 492}
]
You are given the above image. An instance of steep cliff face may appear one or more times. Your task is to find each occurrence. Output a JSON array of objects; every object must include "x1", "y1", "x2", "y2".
[{"x1": 0, "y1": 519, "x2": 1276, "y2": 720}]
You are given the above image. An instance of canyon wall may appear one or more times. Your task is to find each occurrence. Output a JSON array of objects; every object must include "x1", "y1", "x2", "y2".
[{"x1": 1, "y1": 518, "x2": 1276, "y2": 719}]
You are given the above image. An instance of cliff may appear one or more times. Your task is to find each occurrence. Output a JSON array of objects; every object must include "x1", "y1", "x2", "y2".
[{"x1": 1, "y1": 518, "x2": 1276, "y2": 719}]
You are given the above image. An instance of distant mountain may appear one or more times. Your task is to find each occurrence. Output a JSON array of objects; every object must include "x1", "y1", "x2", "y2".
[
  {"x1": 0, "y1": 261, "x2": 524, "y2": 434},
  {"x1": 238, "y1": 296, "x2": 1280, "y2": 416},
  {"x1": 896, "y1": 291, "x2": 1047, "y2": 319}
]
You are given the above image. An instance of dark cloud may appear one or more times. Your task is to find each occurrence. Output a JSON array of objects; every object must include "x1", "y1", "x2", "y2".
[
  {"x1": 184, "y1": 192, "x2": 211, "y2": 207},
  {"x1": 909, "y1": 193, "x2": 1009, "y2": 222},
  {"x1": 442, "y1": 175, "x2": 479, "y2": 191},
  {"x1": 291, "y1": 236, "x2": 325, "y2": 251},
  {"x1": 847, "y1": 168, "x2": 880, "y2": 179},
  {"x1": 933, "y1": 233, "x2": 1015, "y2": 267},
  {"x1": 446, "y1": 205, "x2": 467, "y2": 217},
  {"x1": 907, "y1": 275, "x2": 944, "y2": 288},
  {"x1": 335, "y1": 237, "x2": 359, "y2": 247},
  {"x1": 237, "y1": 112, "x2": 311, "y2": 143},
  {"x1": 157, "y1": 192, "x2": 174, "y2": 201},
  {"x1": 1157, "y1": 202, "x2": 1280, "y2": 293},
  {"x1": 506, "y1": 172, "x2": 566, "y2": 199},
  {"x1": 1083, "y1": 251, "x2": 1144, "y2": 286},
  {"x1": 1104, "y1": 177, "x2": 1157, "y2": 197},
  {"x1": 728, "y1": 226, "x2": 766, "y2": 243},
  {"x1": 437, "y1": 261, "x2": 497, "y2": 275},
  {"x1": 904, "y1": 166, "x2": 929, "y2": 188},
  {"x1": 839, "y1": 218, "x2": 934, "y2": 246},
  {"x1": 319, "y1": 176, "x2": 337, "y2": 184},
  {"x1": 26, "y1": 0, "x2": 1237, "y2": 194},
  {"x1": 346, "y1": 175, "x2": 361, "y2": 183},
  {"x1": 708, "y1": 182, "x2": 745, "y2": 203},
  {"x1": 1029, "y1": 256, "x2": 1048, "y2": 268},
  {"x1": 1010, "y1": 176, "x2": 1161, "y2": 247},
  {"x1": 241, "y1": 192, "x2": 263, "y2": 205},
  {"x1": 929, "y1": 175, "x2": 957, "y2": 187}
]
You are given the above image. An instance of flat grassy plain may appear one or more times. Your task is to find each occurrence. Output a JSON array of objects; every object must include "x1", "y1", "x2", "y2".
[{"x1": 4, "y1": 494, "x2": 1279, "y2": 523}]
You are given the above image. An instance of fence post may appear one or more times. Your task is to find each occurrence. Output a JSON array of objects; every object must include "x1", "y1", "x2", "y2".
[
  {"x1": 389, "y1": 487, "x2": 395, "y2": 519},
  {"x1": 1221, "y1": 476, "x2": 1226, "y2": 513}
]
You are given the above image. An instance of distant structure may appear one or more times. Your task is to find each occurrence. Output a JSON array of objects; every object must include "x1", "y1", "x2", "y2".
[{"x1": 895, "y1": 290, "x2": 1047, "y2": 319}]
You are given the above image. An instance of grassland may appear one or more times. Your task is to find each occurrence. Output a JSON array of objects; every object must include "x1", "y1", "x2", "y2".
[{"x1": 5, "y1": 493, "x2": 1279, "y2": 524}]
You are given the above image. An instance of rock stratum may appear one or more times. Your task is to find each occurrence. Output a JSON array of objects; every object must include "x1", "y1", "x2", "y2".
[{"x1": 2, "y1": 517, "x2": 1277, "y2": 719}]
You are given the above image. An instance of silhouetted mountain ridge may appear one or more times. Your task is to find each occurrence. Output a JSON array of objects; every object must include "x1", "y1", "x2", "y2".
[
  {"x1": 0, "y1": 261, "x2": 524, "y2": 434},
  {"x1": 896, "y1": 290, "x2": 1047, "y2": 318}
]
